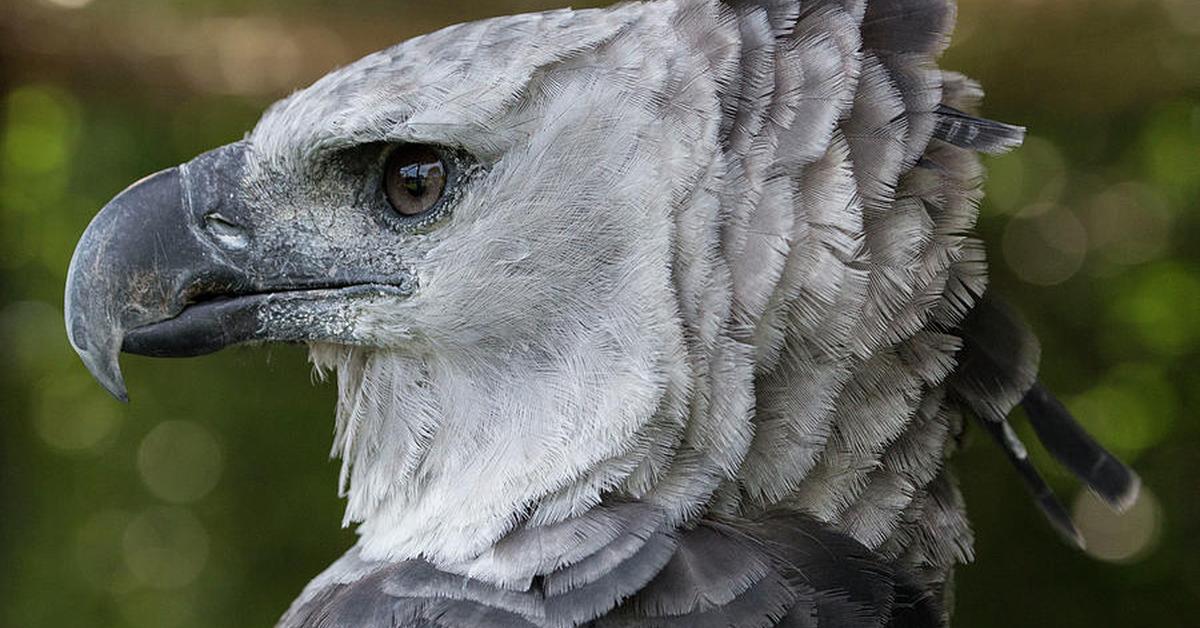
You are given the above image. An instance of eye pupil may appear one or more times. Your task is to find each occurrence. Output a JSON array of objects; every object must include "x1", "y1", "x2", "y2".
[
  {"x1": 403, "y1": 175, "x2": 425, "y2": 197},
  {"x1": 384, "y1": 145, "x2": 447, "y2": 217}
]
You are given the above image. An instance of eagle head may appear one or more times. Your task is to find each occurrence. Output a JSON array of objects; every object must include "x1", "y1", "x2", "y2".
[{"x1": 66, "y1": 4, "x2": 734, "y2": 570}]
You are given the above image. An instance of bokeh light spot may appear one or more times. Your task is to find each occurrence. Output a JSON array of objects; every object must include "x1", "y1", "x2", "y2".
[
  {"x1": 1161, "y1": 0, "x2": 1200, "y2": 35},
  {"x1": 137, "y1": 421, "x2": 223, "y2": 504},
  {"x1": 1, "y1": 300, "x2": 67, "y2": 370},
  {"x1": 75, "y1": 510, "x2": 139, "y2": 594},
  {"x1": 1113, "y1": 262, "x2": 1200, "y2": 356},
  {"x1": 1003, "y1": 204, "x2": 1088, "y2": 286},
  {"x1": 1074, "y1": 486, "x2": 1162, "y2": 564},
  {"x1": 34, "y1": 373, "x2": 123, "y2": 453},
  {"x1": 1085, "y1": 183, "x2": 1171, "y2": 267},
  {"x1": 179, "y1": 18, "x2": 313, "y2": 96},
  {"x1": 40, "y1": 0, "x2": 95, "y2": 8},
  {"x1": 1, "y1": 84, "x2": 80, "y2": 179},
  {"x1": 122, "y1": 507, "x2": 209, "y2": 589},
  {"x1": 1141, "y1": 102, "x2": 1200, "y2": 199},
  {"x1": 1068, "y1": 363, "x2": 1177, "y2": 459}
]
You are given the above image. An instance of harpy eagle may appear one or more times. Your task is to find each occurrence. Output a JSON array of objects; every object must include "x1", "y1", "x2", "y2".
[{"x1": 64, "y1": 0, "x2": 1140, "y2": 625}]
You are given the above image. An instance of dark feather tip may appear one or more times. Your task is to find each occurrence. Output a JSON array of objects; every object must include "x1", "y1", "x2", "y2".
[
  {"x1": 1022, "y1": 382, "x2": 1142, "y2": 512},
  {"x1": 932, "y1": 105, "x2": 1026, "y2": 155},
  {"x1": 978, "y1": 416, "x2": 1085, "y2": 550}
]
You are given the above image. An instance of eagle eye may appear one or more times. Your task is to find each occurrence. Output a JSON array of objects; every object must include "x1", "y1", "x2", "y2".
[{"x1": 383, "y1": 145, "x2": 447, "y2": 217}]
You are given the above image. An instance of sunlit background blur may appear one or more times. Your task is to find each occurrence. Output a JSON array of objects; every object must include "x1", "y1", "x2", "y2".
[{"x1": 0, "y1": 0, "x2": 1196, "y2": 626}]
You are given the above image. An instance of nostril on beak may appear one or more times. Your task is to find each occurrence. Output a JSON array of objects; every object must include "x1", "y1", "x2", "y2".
[{"x1": 203, "y1": 213, "x2": 250, "y2": 251}]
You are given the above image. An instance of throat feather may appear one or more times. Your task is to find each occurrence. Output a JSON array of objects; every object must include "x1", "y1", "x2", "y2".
[{"x1": 307, "y1": 308, "x2": 687, "y2": 570}]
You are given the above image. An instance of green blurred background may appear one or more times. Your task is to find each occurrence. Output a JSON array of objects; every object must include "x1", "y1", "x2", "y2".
[{"x1": 0, "y1": 0, "x2": 1196, "y2": 626}]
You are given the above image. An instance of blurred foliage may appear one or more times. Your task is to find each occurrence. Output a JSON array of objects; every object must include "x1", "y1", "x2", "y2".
[{"x1": 1, "y1": 0, "x2": 1197, "y2": 626}]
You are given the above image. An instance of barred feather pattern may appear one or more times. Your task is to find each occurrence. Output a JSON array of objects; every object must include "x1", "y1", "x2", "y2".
[{"x1": 261, "y1": 0, "x2": 1051, "y2": 625}]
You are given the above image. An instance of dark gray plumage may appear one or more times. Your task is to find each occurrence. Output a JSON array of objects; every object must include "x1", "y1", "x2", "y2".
[
  {"x1": 951, "y1": 293, "x2": 1139, "y2": 547},
  {"x1": 62, "y1": 0, "x2": 1138, "y2": 626},
  {"x1": 281, "y1": 509, "x2": 941, "y2": 628}
]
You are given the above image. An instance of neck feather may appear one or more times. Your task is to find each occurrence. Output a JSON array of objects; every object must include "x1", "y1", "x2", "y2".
[{"x1": 308, "y1": 299, "x2": 692, "y2": 578}]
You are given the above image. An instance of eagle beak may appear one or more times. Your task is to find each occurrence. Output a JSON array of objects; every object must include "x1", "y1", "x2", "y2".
[
  {"x1": 64, "y1": 147, "x2": 250, "y2": 402},
  {"x1": 65, "y1": 142, "x2": 416, "y2": 402}
]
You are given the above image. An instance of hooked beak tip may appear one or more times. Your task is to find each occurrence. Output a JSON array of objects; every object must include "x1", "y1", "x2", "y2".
[
  {"x1": 68, "y1": 325, "x2": 131, "y2": 403},
  {"x1": 84, "y1": 351, "x2": 130, "y2": 403},
  {"x1": 105, "y1": 376, "x2": 130, "y2": 404},
  {"x1": 110, "y1": 388, "x2": 131, "y2": 404}
]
